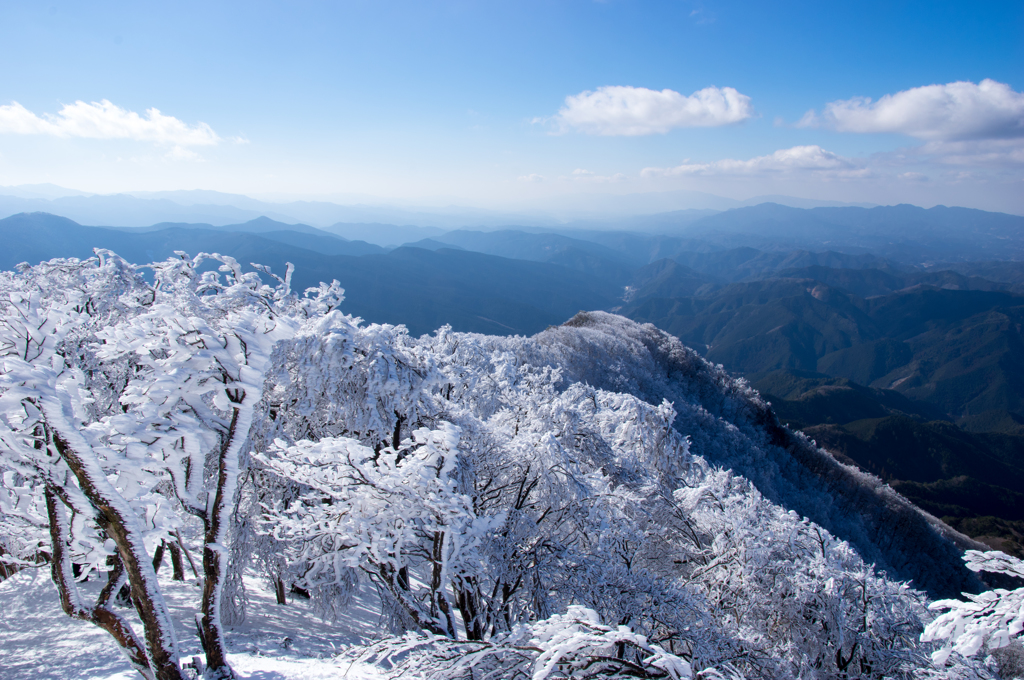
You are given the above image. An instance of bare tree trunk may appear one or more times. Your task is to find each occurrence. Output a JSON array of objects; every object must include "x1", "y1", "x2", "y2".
[
  {"x1": 168, "y1": 542, "x2": 185, "y2": 582},
  {"x1": 456, "y1": 579, "x2": 485, "y2": 641},
  {"x1": 116, "y1": 579, "x2": 133, "y2": 607},
  {"x1": 0, "y1": 546, "x2": 13, "y2": 581},
  {"x1": 49, "y1": 424, "x2": 185, "y2": 680},
  {"x1": 152, "y1": 541, "x2": 166, "y2": 574},
  {"x1": 99, "y1": 554, "x2": 126, "y2": 606},
  {"x1": 274, "y1": 577, "x2": 287, "y2": 605},
  {"x1": 0, "y1": 545, "x2": 48, "y2": 583},
  {"x1": 376, "y1": 562, "x2": 451, "y2": 637},
  {"x1": 174, "y1": 530, "x2": 198, "y2": 578}
]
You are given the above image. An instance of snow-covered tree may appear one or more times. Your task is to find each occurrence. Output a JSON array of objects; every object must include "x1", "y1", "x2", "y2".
[
  {"x1": 0, "y1": 253, "x2": 186, "y2": 680},
  {"x1": 923, "y1": 550, "x2": 1024, "y2": 666},
  {"x1": 257, "y1": 321, "x2": 950, "y2": 677},
  {"x1": 90, "y1": 252, "x2": 329, "y2": 678},
  {"x1": 0, "y1": 251, "x2": 339, "y2": 679},
  {"x1": 229, "y1": 307, "x2": 439, "y2": 623},
  {"x1": 259, "y1": 423, "x2": 501, "y2": 637}
]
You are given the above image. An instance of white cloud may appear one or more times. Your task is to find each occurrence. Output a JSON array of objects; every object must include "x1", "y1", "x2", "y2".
[
  {"x1": 799, "y1": 79, "x2": 1024, "y2": 141},
  {"x1": 517, "y1": 173, "x2": 546, "y2": 183},
  {"x1": 0, "y1": 99, "x2": 221, "y2": 146},
  {"x1": 547, "y1": 85, "x2": 753, "y2": 136},
  {"x1": 642, "y1": 145, "x2": 861, "y2": 177},
  {"x1": 913, "y1": 138, "x2": 1024, "y2": 167},
  {"x1": 566, "y1": 168, "x2": 625, "y2": 183},
  {"x1": 165, "y1": 145, "x2": 203, "y2": 162}
]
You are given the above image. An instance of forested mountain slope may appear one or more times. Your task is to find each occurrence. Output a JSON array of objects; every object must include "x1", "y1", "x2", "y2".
[
  {"x1": 771, "y1": 265, "x2": 1021, "y2": 297},
  {"x1": 751, "y1": 369, "x2": 1024, "y2": 556},
  {"x1": 623, "y1": 281, "x2": 1024, "y2": 419}
]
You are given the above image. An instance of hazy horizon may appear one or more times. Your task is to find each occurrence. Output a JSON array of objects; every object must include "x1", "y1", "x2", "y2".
[{"x1": 4, "y1": 182, "x2": 1022, "y2": 227}]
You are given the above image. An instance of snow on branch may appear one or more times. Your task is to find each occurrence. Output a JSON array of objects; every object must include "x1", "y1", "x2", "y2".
[
  {"x1": 257, "y1": 424, "x2": 502, "y2": 638},
  {"x1": 922, "y1": 550, "x2": 1024, "y2": 665},
  {"x1": 348, "y1": 605, "x2": 698, "y2": 680}
]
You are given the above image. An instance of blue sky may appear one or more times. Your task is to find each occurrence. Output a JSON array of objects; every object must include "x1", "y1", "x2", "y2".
[{"x1": 0, "y1": 0, "x2": 1021, "y2": 213}]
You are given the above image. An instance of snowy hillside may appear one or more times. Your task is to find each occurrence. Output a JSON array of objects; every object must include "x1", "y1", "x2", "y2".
[
  {"x1": 478, "y1": 311, "x2": 986, "y2": 599},
  {"x1": 0, "y1": 252, "x2": 1008, "y2": 679}
]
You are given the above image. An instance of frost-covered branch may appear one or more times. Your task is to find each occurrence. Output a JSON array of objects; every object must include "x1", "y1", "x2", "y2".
[
  {"x1": 258, "y1": 423, "x2": 500, "y2": 638},
  {"x1": 349, "y1": 606, "x2": 697, "y2": 680},
  {"x1": 922, "y1": 550, "x2": 1024, "y2": 665}
]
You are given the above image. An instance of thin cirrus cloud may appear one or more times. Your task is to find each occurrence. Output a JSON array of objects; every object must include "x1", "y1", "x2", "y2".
[
  {"x1": 799, "y1": 79, "x2": 1024, "y2": 141},
  {"x1": 642, "y1": 145, "x2": 861, "y2": 177},
  {"x1": 0, "y1": 99, "x2": 222, "y2": 150},
  {"x1": 912, "y1": 137, "x2": 1024, "y2": 169},
  {"x1": 546, "y1": 85, "x2": 754, "y2": 136},
  {"x1": 568, "y1": 168, "x2": 626, "y2": 183}
]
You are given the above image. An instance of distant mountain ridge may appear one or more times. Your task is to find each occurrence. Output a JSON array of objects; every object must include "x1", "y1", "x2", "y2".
[
  {"x1": 0, "y1": 212, "x2": 620, "y2": 336},
  {"x1": 3, "y1": 186, "x2": 1021, "y2": 260},
  {"x1": 0, "y1": 184, "x2": 888, "y2": 227},
  {"x1": 409, "y1": 229, "x2": 640, "y2": 282},
  {"x1": 670, "y1": 203, "x2": 1024, "y2": 262}
]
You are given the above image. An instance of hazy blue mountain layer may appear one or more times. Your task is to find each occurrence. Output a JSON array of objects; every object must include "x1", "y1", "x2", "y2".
[
  {"x1": 670, "y1": 203, "x2": 1024, "y2": 262},
  {"x1": 411, "y1": 229, "x2": 640, "y2": 282},
  {"x1": 0, "y1": 212, "x2": 619, "y2": 336}
]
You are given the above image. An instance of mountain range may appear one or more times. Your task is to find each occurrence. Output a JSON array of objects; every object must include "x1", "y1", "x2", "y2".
[
  {"x1": 0, "y1": 184, "x2": 884, "y2": 230},
  {"x1": 4, "y1": 204, "x2": 1024, "y2": 555}
]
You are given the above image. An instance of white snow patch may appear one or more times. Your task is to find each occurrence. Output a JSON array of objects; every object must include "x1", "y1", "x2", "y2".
[{"x1": 0, "y1": 567, "x2": 386, "y2": 679}]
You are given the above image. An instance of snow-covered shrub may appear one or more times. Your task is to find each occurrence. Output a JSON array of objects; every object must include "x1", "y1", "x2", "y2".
[
  {"x1": 923, "y1": 550, "x2": 1024, "y2": 666},
  {"x1": 259, "y1": 423, "x2": 499, "y2": 638},
  {"x1": 450, "y1": 311, "x2": 984, "y2": 600},
  {"x1": 348, "y1": 605, "x2": 698, "y2": 680}
]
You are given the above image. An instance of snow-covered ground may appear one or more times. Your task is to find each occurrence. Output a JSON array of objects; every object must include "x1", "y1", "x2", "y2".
[{"x1": 0, "y1": 567, "x2": 386, "y2": 679}]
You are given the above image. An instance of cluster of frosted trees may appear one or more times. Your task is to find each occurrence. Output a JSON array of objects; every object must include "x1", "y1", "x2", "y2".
[{"x1": 0, "y1": 252, "x2": 1017, "y2": 679}]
